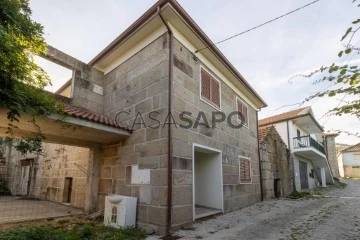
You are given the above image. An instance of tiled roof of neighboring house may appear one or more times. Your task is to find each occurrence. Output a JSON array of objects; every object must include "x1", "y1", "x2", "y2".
[
  {"x1": 342, "y1": 143, "x2": 360, "y2": 153},
  {"x1": 64, "y1": 105, "x2": 131, "y2": 131},
  {"x1": 259, "y1": 125, "x2": 273, "y2": 142},
  {"x1": 259, "y1": 107, "x2": 310, "y2": 126}
]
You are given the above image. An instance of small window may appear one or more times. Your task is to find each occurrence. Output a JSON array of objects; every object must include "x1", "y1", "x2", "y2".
[
  {"x1": 297, "y1": 129, "x2": 301, "y2": 137},
  {"x1": 355, "y1": 154, "x2": 360, "y2": 160},
  {"x1": 239, "y1": 156, "x2": 251, "y2": 183},
  {"x1": 200, "y1": 67, "x2": 220, "y2": 109},
  {"x1": 236, "y1": 97, "x2": 249, "y2": 127},
  {"x1": 111, "y1": 206, "x2": 117, "y2": 223}
]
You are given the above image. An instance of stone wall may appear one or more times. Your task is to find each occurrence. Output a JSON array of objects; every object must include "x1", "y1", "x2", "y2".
[
  {"x1": 260, "y1": 128, "x2": 292, "y2": 199},
  {"x1": 170, "y1": 38, "x2": 262, "y2": 228},
  {"x1": 44, "y1": 46, "x2": 105, "y2": 114},
  {"x1": 325, "y1": 135, "x2": 339, "y2": 178},
  {"x1": 5, "y1": 140, "x2": 89, "y2": 209},
  {"x1": 101, "y1": 34, "x2": 170, "y2": 234},
  {"x1": 98, "y1": 33, "x2": 262, "y2": 233}
]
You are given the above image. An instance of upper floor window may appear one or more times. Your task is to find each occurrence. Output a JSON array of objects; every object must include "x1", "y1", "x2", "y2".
[
  {"x1": 236, "y1": 97, "x2": 249, "y2": 127},
  {"x1": 200, "y1": 67, "x2": 220, "y2": 109},
  {"x1": 297, "y1": 129, "x2": 301, "y2": 137},
  {"x1": 239, "y1": 156, "x2": 251, "y2": 183}
]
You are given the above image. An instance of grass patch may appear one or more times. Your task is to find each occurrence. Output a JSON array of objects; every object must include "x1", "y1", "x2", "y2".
[
  {"x1": 0, "y1": 217, "x2": 146, "y2": 240},
  {"x1": 327, "y1": 182, "x2": 347, "y2": 189},
  {"x1": 288, "y1": 191, "x2": 322, "y2": 199}
]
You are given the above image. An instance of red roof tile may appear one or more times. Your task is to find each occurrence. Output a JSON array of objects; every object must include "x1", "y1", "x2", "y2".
[
  {"x1": 259, "y1": 107, "x2": 309, "y2": 127},
  {"x1": 259, "y1": 125, "x2": 273, "y2": 142},
  {"x1": 63, "y1": 105, "x2": 131, "y2": 131},
  {"x1": 342, "y1": 143, "x2": 360, "y2": 153}
]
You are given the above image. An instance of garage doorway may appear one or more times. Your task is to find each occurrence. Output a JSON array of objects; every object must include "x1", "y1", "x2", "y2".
[{"x1": 193, "y1": 144, "x2": 223, "y2": 220}]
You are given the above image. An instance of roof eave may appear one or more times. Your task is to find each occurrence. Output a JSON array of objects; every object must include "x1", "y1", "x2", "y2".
[{"x1": 87, "y1": 0, "x2": 267, "y2": 109}]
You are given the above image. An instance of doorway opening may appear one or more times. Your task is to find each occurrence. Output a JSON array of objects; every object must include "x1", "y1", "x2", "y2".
[
  {"x1": 18, "y1": 159, "x2": 33, "y2": 196},
  {"x1": 63, "y1": 177, "x2": 73, "y2": 204},
  {"x1": 274, "y1": 178, "x2": 280, "y2": 198},
  {"x1": 193, "y1": 144, "x2": 223, "y2": 220}
]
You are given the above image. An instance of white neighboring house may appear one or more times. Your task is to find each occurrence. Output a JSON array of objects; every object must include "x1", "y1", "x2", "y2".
[
  {"x1": 259, "y1": 107, "x2": 335, "y2": 191},
  {"x1": 337, "y1": 143, "x2": 360, "y2": 178}
]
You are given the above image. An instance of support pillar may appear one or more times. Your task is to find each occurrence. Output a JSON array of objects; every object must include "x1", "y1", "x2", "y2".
[
  {"x1": 321, "y1": 168, "x2": 327, "y2": 187},
  {"x1": 85, "y1": 145, "x2": 101, "y2": 214}
]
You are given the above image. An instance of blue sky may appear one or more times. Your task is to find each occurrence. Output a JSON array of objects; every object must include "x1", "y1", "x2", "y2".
[{"x1": 29, "y1": 0, "x2": 360, "y2": 145}]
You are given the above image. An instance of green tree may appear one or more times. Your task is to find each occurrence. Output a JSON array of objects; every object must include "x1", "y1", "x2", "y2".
[
  {"x1": 0, "y1": 0, "x2": 62, "y2": 154},
  {"x1": 305, "y1": 0, "x2": 360, "y2": 119}
]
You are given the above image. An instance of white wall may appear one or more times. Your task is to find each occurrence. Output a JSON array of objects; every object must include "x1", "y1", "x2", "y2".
[
  {"x1": 342, "y1": 152, "x2": 360, "y2": 166},
  {"x1": 194, "y1": 151, "x2": 222, "y2": 210},
  {"x1": 273, "y1": 122, "x2": 289, "y2": 148}
]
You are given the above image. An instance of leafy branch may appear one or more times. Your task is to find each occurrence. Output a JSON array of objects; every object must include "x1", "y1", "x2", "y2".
[{"x1": 0, "y1": 0, "x2": 64, "y2": 155}]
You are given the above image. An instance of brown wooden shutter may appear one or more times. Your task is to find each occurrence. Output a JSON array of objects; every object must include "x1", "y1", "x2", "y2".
[
  {"x1": 240, "y1": 157, "x2": 251, "y2": 183},
  {"x1": 201, "y1": 68, "x2": 220, "y2": 108},
  {"x1": 211, "y1": 79, "x2": 220, "y2": 107},
  {"x1": 242, "y1": 104, "x2": 248, "y2": 126},
  {"x1": 201, "y1": 69, "x2": 211, "y2": 101},
  {"x1": 237, "y1": 99, "x2": 243, "y2": 122}
]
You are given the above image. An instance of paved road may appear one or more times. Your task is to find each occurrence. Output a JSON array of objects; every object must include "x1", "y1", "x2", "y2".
[{"x1": 172, "y1": 180, "x2": 360, "y2": 240}]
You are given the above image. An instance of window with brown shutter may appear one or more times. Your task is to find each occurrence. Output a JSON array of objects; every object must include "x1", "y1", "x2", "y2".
[
  {"x1": 237, "y1": 97, "x2": 249, "y2": 127},
  {"x1": 239, "y1": 156, "x2": 251, "y2": 183},
  {"x1": 201, "y1": 67, "x2": 221, "y2": 108}
]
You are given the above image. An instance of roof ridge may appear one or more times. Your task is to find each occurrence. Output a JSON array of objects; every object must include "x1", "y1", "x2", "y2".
[
  {"x1": 259, "y1": 106, "x2": 309, "y2": 126},
  {"x1": 342, "y1": 142, "x2": 360, "y2": 153}
]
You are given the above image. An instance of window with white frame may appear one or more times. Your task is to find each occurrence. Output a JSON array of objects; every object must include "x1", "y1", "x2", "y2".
[
  {"x1": 239, "y1": 156, "x2": 251, "y2": 183},
  {"x1": 200, "y1": 67, "x2": 220, "y2": 109},
  {"x1": 236, "y1": 97, "x2": 249, "y2": 127}
]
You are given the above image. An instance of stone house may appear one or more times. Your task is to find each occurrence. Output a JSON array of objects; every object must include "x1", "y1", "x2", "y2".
[
  {"x1": 337, "y1": 143, "x2": 360, "y2": 178},
  {"x1": 259, "y1": 125, "x2": 292, "y2": 199},
  {"x1": 0, "y1": 0, "x2": 268, "y2": 235},
  {"x1": 259, "y1": 107, "x2": 336, "y2": 191}
]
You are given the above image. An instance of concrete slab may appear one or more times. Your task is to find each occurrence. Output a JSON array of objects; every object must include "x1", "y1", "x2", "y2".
[{"x1": 0, "y1": 196, "x2": 84, "y2": 224}]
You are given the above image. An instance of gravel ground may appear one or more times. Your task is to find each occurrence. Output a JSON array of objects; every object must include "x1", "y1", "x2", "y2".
[{"x1": 147, "y1": 179, "x2": 360, "y2": 240}]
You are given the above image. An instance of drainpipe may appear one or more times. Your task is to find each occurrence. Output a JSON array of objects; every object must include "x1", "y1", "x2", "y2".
[
  {"x1": 256, "y1": 110, "x2": 264, "y2": 201},
  {"x1": 158, "y1": 7, "x2": 173, "y2": 236},
  {"x1": 287, "y1": 121, "x2": 296, "y2": 191}
]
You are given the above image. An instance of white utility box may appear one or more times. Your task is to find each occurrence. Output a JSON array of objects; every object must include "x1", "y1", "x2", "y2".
[{"x1": 104, "y1": 195, "x2": 137, "y2": 228}]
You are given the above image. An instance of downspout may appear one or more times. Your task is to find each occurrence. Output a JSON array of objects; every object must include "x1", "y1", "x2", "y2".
[
  {"x1": 256, "y1": 110, "x2": 264, "y2": 201},
  {"x1": 158, "y1": 7, "x2": 173, "y2": 236},
  {"x1": 287, "y1": 121, "x2": 296, "y2": 191}
]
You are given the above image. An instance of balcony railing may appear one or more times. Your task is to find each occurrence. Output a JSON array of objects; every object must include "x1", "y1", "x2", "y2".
[{"x1": 293, "y1": 135, "x2": 326, "y2": 155}]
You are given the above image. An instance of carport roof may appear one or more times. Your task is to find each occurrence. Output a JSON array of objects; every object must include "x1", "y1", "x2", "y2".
[{"x1": 63, "y1": 105, "x2": 130, "y2": 131}]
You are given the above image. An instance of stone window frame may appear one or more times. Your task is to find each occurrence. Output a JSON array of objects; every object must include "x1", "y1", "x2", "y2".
[
  {"x1": 199, "y1": 66, "x2": 222, "y2": 110},
  {"x1": 236, "y1": 97, "x2": 249, "y2": 128},
  {"x1": 239, "y1": 155, "x2": 252, "y2": 184}
]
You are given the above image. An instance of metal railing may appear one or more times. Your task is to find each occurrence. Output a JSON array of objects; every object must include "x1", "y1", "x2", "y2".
[{"x1": 293, "y1": 135, "x2": 326, "y2": 155}]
